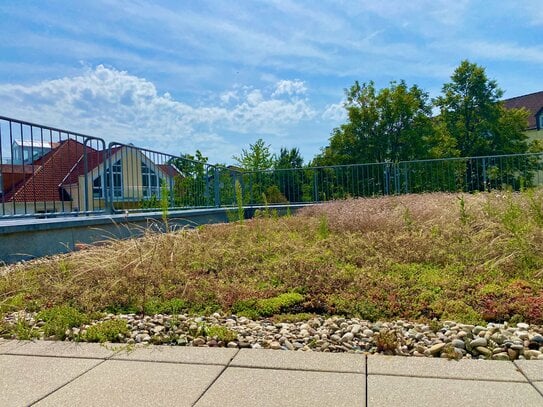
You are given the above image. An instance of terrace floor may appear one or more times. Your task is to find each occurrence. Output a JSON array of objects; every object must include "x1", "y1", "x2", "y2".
[{"x1": 1, "y1": 339, "x2": 542, "y2": 406}]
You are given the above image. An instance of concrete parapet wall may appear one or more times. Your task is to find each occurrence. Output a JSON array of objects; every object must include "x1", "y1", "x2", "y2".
[{"x1": 0, "y1": 205, "x2": 306, "y2": 264}]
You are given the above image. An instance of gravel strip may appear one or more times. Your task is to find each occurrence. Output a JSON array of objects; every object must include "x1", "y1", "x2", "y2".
[{"x1": 3, "y1": 312, "x2": 543, "y2": 360}]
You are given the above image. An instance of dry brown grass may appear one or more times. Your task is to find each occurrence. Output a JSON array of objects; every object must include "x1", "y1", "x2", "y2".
[{"x1": 1, "y1": 190, "x2": 543, "y2": 323}]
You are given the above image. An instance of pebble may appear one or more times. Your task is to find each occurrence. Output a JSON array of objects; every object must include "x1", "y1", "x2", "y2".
[
  {"x1": 470, "y1": 338, "x2": 487, "y2": 348},
  {"x1": 3, "y1": 312, "x2": 542, "y2": 360}
]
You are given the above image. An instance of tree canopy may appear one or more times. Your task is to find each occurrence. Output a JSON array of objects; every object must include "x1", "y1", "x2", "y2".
[
  {"x1": 275, "y1": 147, "x2": 303, "y2": 169},
  {"x1": 315, "y1": 60, "x2": 534, "y2": 167},
  {"x1": 233, "y1": 138, "x2": 274, "y2": 171},
  {"x1": 314, "y1": 80, "x2": 435, "y2": 165},
  {"x1": 433, "y1": 60, "x2": 531, "y2": 158}
]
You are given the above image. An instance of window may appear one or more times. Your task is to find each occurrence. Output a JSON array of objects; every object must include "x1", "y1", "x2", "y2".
[
  {"x1": 141, "y1": 162, "x2": 162, "y2": 197},
  {"x1": 539, "y1": 114, "x2": 543, "y2": 130},
  {"x1": 93, "y1": 160, "x2": 122, "y2": 198}
]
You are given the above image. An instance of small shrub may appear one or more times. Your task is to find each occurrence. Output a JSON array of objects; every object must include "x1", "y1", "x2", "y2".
[
  {"x1": 207, "y1": 325, "x2": 237, "y2": 342},
  {"x1": 1, "y1": 314, "x2": 40, "y2": 340},
  {"x1": 318, "y1": 215, "x2": 329, "y2": 239},
  {"x1": 37, "y1": 305, "x2": 89, "y2": 340},
  {"x1": 264, "y1": 185, "x2": 288, "y2": 204},
  {"x1": 430, "y1": 299, "x2": 483, "y2": 325},
  {"x1": 442, "y1": 343, "x2": 462, "y2": 360},
  {"x1": 143, "y1": 298, "x2": 187, "y2": 315},
  {"x1": 232, "y1": 292, "x2": 304, "y2": 318},
  {"x1": 83, "y1": 319, "x2": 130, "y2": 343},
  {"x1": 331, "y1": 297, "x2": 384, "y2": 321},
  {"x1": 375, "y1": 329, "x2": 398, "y2": 354},
  {"x1": 428, "y1": 320, "x2": 443, "y2": 333}
]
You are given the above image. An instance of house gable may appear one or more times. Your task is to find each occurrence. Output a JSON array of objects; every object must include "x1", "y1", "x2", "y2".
[
  {"x1": 503, "y1": 91, "x2": 543, "y2": 131},
  {"x1": 3, "y1": 139, "x2": 96, "y2": 203}
]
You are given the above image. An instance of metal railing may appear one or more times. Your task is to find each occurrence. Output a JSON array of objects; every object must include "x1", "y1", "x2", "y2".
[
  {"x1": 105, "y1": 142, "x2": 240, "y2": 213},
  {"x1": 1, "y1": 115, "x2": 542, "y2": 219},
  {"x1": 0, "y1": 116, "x2": 106, "y2": 218},
  {"x1": 238, "y1": 153, "x2": 543, "y2": 205}
]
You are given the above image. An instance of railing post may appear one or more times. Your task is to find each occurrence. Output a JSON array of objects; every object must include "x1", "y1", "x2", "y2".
[
  {"x1": 313, "y1": 170, "x2": 318, "y2": 202},
  {"x1": 393, "y1": 163, "x2": 400, "y2": 195},
  {"x1": 384, "y1": 164, "x2": 390, "y2": 195},
  {"x1": 214, "y1": 167, "x2": 220, "y2": 207},
  {"x1": 403, "y1": 162, "x2": 409, "y2": 194},
  {"x1": 482, "y1": 157, "x2": 487, "y2": 191},
  {"x1": 107, "y1": 143, "x2": 115, "y2": 213}
]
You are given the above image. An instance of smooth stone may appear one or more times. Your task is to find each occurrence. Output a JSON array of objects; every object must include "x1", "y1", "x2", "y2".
[
  {"x1": 516, "y1": 323, "x2": 529, "y2": 330},
  {"x1": 451, "y1": 339, "x2": 465, "y2": 349},
  {"x1": 524, "y1": 350, "x2": 542, "y2": 359},
  {"x1": 492, "y1": 352, "x2": 510, "y2": 361},
  {"x1": 428, "y1": 343, "x2": 446, "y2": 355},
  {"x1": 193, "y1": 337, "x2": 206, "y2": 346},
  {"x1": 470, "y1": 338, "x2": 487, "y2": 348},
  {"x1": 284, "y1": 340, "x2": 294, "y2": 350},
  {"x1": 475, "y1": 347, "x2": 492, "y2": 358},
  {"x1": 507, "y1": 348, "x2": 519, "y2": 360}
]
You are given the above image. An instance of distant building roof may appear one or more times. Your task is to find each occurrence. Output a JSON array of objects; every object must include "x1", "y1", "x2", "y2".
[
  {"x1": 13, "y1": 140, "x2": 59, "y2": 149},
  {"x1": 503, "y1": 91, "x2": 543, "y2": 130},
  {"x1": 3, "y1": 139, "x2": 95, "y2": 202}
]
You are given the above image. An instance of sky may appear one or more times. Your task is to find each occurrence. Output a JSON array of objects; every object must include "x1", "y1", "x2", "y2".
[{"x1": 1, "y1": 1, "x2": 542, "y2": 164}]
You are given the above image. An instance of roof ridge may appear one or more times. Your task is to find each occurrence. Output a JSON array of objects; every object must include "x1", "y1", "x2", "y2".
[
  {"x1": 503, "y1": 90, "x2": 543, "y2": 102},
  {"x1": 11, "y1": 139, "x2": 83, "y2": 200}
]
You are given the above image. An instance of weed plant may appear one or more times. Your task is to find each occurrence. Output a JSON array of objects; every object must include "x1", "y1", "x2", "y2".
[
  {"x1": 1, "y1": 191, "x2": 543, "y2": 324},
  {"x1": 83, "y1": 319, "x2": 130, "y2": 343}
]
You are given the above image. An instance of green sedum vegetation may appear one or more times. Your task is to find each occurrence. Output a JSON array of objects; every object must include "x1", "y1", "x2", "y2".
[{"x1": 1, "y1": 190, "x2": 543, "y2": 325}]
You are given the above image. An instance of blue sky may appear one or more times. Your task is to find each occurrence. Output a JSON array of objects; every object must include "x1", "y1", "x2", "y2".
[{"x1": 1, "y1": 1, "x2": 542, "y2": 164}]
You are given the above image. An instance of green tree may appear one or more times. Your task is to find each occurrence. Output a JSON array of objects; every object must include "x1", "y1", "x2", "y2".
[
  {"x1": 314, "y1": 80, "x2": 434, "y2": 166},
  {"x1": 274, "y1": 147, "x2": 303, "y2": 169},
  {"x1": 434, "y1": 60, "x2": 537, "y2": 190},
  {"x1": 233, "y1": 139, "x2": 274, "y2": 171},
  {"x1": 274, "y1": 147, "x2": 304, "y2": 202},
  {"x1": 233, "y1": 139, "x2": 277, "y2": 204},
  {"x1": 169, "y1": 150, "x2": 211, "y2": 206},
  {"x1": 433, "y1": 60, "x2": 532, "y2": 157}
]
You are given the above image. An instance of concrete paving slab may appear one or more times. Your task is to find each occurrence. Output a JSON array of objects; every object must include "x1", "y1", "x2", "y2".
[
  {"x1": 0, "y1": 339, "x2": 28, "y2": 354},
  {"x1": 535, "y1": 382, "x2": 543, "y2": 394},
  {"x1": 368, "y1": 375, "x2": 543, "y2": 407},
  {"x1": 195, "y1": 367, "x2": 364, "y2": 407},
  {"x1": 6, "y1": 340, "x2": 117, "y2": 359},
  {"x1": 36, "y1": 360, "x2": 224, "y2": 406},
  {"x1": 112, "y1": 345, "x2": 237, "y2": 365},
  {"x1": 231, "y1": 348, "x2": 365, "y2": 373},
  {"x1": 0, "y1": 354, "x2": 101, "y2": 406},
  {"x1": 368, "y1": 355, "x2": 526, "y2": 382},
  {"x1": 515, "y1": 360, "x2": 543, "y2": 382}
]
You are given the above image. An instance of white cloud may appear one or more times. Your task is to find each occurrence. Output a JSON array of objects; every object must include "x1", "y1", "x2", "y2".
[
  {"x1": 461, "y1": 41, "x2": 543, "y2": 64},
  {"x1": 322, "y1": 102, "x2": 346, "y2": 122},
  {"x1": 0, "y1": 66, "x2": 317, "y2": 162},
  {"x1": 272, "y1": 80, "x2": 307, "y2": 97}
]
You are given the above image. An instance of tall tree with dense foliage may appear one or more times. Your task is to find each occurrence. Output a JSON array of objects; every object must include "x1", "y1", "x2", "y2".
[
  {"x1": 169, "y1": 150, "x2": 210, "y2": 206},
  {"x1": 232, "y1": 138, "x2": 274, "y2": 171},
  {"x1": 433, "y1": 60, "x2": 531, "y2": 157},
  {"x1": 274, "y1": 147, "x2": 304, "y2": 203},
  {"x1": 274, "y1": 147, "x2": 303, "y2": 169},
  {"x1": 314, "y1": 80, "x2": 435, "y2": 166}
]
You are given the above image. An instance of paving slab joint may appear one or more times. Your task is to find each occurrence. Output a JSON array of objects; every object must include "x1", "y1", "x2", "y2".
[
  {"x1": 364, "y1": 353, "x2": 368, "y2": 407},
  {"x1": 28, "y1": 358, "x2": 107, "y2": 406},
  {"x1": 514, "y1": 360, "x2": 543, "y2": 399},
  {"x1": 192, "y1": 348, "x2": 240, "y2": 407}
]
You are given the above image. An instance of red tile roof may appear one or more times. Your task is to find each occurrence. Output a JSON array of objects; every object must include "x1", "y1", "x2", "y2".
[
  {"x1": 61, "y1": 146, "x2": 122, "y2": 185},
  {"x1": 503, "y1": 91, "x2": 543, "y2": 130},
  {"x1": 157, "y1": 164, "x2": 182, "y2": 178},
  {"x1": 3, "y1": 139, "x2": 96, "y2": 203}
]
